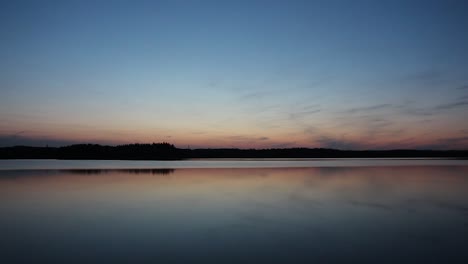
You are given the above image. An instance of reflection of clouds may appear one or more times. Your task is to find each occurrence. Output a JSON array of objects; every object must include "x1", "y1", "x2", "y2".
[
  {"x1": 347, "y1": 200, "x2": 393, "y2": 211},
  {"x1": 404, "y1": 198, "x2": 468, "y2": 216},
  {"x1": 293, "y1": 166, "x2": 468, "y2": 218},
  {"x1": 2, "y1": 166, "x2": 468, "y2": 252},
  {"x1": 284, "y1": 191, "x2": 326, "y2": 218},
  {"x1": 434, "y1": 201, "x2": 468, "y2": 215},
  {"x1": 2, "y1": 167, "x2": 468, "y2": 216}
]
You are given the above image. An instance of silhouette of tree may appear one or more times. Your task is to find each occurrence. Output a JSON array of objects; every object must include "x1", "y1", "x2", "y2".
[{"x1": 0, "y1": 143, "x2": 467, "y2": 160}]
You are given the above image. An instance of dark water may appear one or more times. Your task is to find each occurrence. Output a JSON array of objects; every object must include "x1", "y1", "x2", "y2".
[{"x1": 1, "y1": 165, "x2": 468, "y2": 263}]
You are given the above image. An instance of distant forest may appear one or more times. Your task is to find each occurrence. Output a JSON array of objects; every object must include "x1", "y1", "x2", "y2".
[{"x1": 1, "y1": 143, "x2": 467, "y2": 160}]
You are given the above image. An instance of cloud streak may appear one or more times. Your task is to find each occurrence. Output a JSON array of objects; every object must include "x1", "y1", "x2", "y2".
[
  {"x1": 315, "y1": 136, "x2": 365, "y2": 150},
  {"x1": 0, "y1": 135, "x2": 79, "y2": 147},
  {"x1": 227, "y1": 135, "x2": 269, "y2": 142},
  {"x1": 434, "y1": 101, "x2": 468, "y2": 110},
  {"x1": 347, "y1": 104, "x2": 393, "y2": 114},
  {"x1": 288, "y1": 109, "x2": 321, "y2": 120}
]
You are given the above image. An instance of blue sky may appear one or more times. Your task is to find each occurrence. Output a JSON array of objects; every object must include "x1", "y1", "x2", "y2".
[{"x1": 1, "y1": 0, "x2": 468, "y2": 149}]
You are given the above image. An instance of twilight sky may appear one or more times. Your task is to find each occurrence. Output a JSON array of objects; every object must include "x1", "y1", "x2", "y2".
[{"x1": 1, "y1": 0, "x2": 468, "y2": 149}]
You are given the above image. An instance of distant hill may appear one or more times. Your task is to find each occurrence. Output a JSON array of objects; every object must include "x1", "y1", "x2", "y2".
[{"x1": 1, "y1": 143, "x2": 467, "y2": 160}]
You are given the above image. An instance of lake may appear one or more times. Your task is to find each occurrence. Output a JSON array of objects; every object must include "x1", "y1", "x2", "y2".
[{"x1": 1, "y1": 159, "x2": 468, "y2": 263}]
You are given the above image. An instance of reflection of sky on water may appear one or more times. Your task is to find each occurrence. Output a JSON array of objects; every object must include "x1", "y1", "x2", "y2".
[
  {"x1": 1, "y1": 166, "x2": 468, "y2": 263},
  {"x1": 2, "y1": 158, "x2": 468, "y2": 170}
]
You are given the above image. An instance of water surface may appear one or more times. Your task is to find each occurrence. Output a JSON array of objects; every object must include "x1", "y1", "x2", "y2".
[
  {"x1": 1, "y1": 163, "x2": 468, "y2": 263},
  {"x1": 1, "y1": 158, "x2": 467, "y2": 170}
]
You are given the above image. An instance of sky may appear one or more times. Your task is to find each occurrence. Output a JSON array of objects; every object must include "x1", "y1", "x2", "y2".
[{"x1": 1, "y1": 0, "x2": 468, "y2": 149}]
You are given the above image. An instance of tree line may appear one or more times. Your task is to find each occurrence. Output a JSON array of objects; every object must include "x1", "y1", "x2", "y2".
[{"x1": 1, "y1": 142, "x2": 467, "y2": 160}]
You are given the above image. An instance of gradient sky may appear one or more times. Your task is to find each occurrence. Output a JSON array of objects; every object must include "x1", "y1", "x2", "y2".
[{"x1": 1, "y1": 0, "x2": 468, "y2": 149}]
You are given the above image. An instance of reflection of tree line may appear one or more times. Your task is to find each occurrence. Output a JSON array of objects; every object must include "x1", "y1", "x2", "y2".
[
  {"x1": 1, "y1": 142, "x2": 468, "y2": 159},
  {"x1": 64, "y1": 169, "x2": 175, "y2": 175},
  {"x1": 125, "y1": 169, "x2": 175, "y2": 175}
]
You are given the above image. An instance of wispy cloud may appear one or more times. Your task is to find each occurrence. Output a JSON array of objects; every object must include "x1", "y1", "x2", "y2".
[
  {"x1": 191, "y1": 131, "x2": 206, "y2": 135},
  {"x1": 0, "y1": 135, "x2": 78, "y2": 147},
  {"x1": 347, "y1": 104, "x2": 393, "y2": 114},
  {"x1": 227, "y1": 135, "x2": 269, "y2": 141},
  {"x1": 403, "y1": 69, "x2": 443, "y2": 83},
  {"x1": 417, "y1": 136, "x2": 468, "y2": 149},
  {"x1": 434, "y1": 101, "x2": 468, "y2": 110},
  {"x1": 288, "y1": 109, "x2": 321, "y2": 120},
  {"x1": 238, "y1": 90, "x2": 280, "y2": 101},
  {"x1": 402, "y1": 108, "x2": 435, "y2": 116},
  {"x1": 417, "y1": 118, "x2": 434, "y2": 123},
  {"x1": 10, "y1": 130, "x2": 27, "y2": 137},
  {"x1": 397, "y1": 98, "x2": 468, "y2": 116},
  {"x1": 315, "y1": 136, "x2": 365, "y2": 150},
  {"x1": 270, "y1": 142, "x2": 297, "y2": 148}
]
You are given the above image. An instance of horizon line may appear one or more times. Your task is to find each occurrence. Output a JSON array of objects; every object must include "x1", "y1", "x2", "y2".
[{"x1": 2, "y1": 142, "x2": 468, "y2": 152}]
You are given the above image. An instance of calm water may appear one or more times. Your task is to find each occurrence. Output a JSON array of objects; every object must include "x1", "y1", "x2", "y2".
[
  {"x1": 1, "y1": 158, "x2": 468, "y2": 169},
  {"x1": 1, "y1": 160, "x2": 468, "y2": 263}
]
